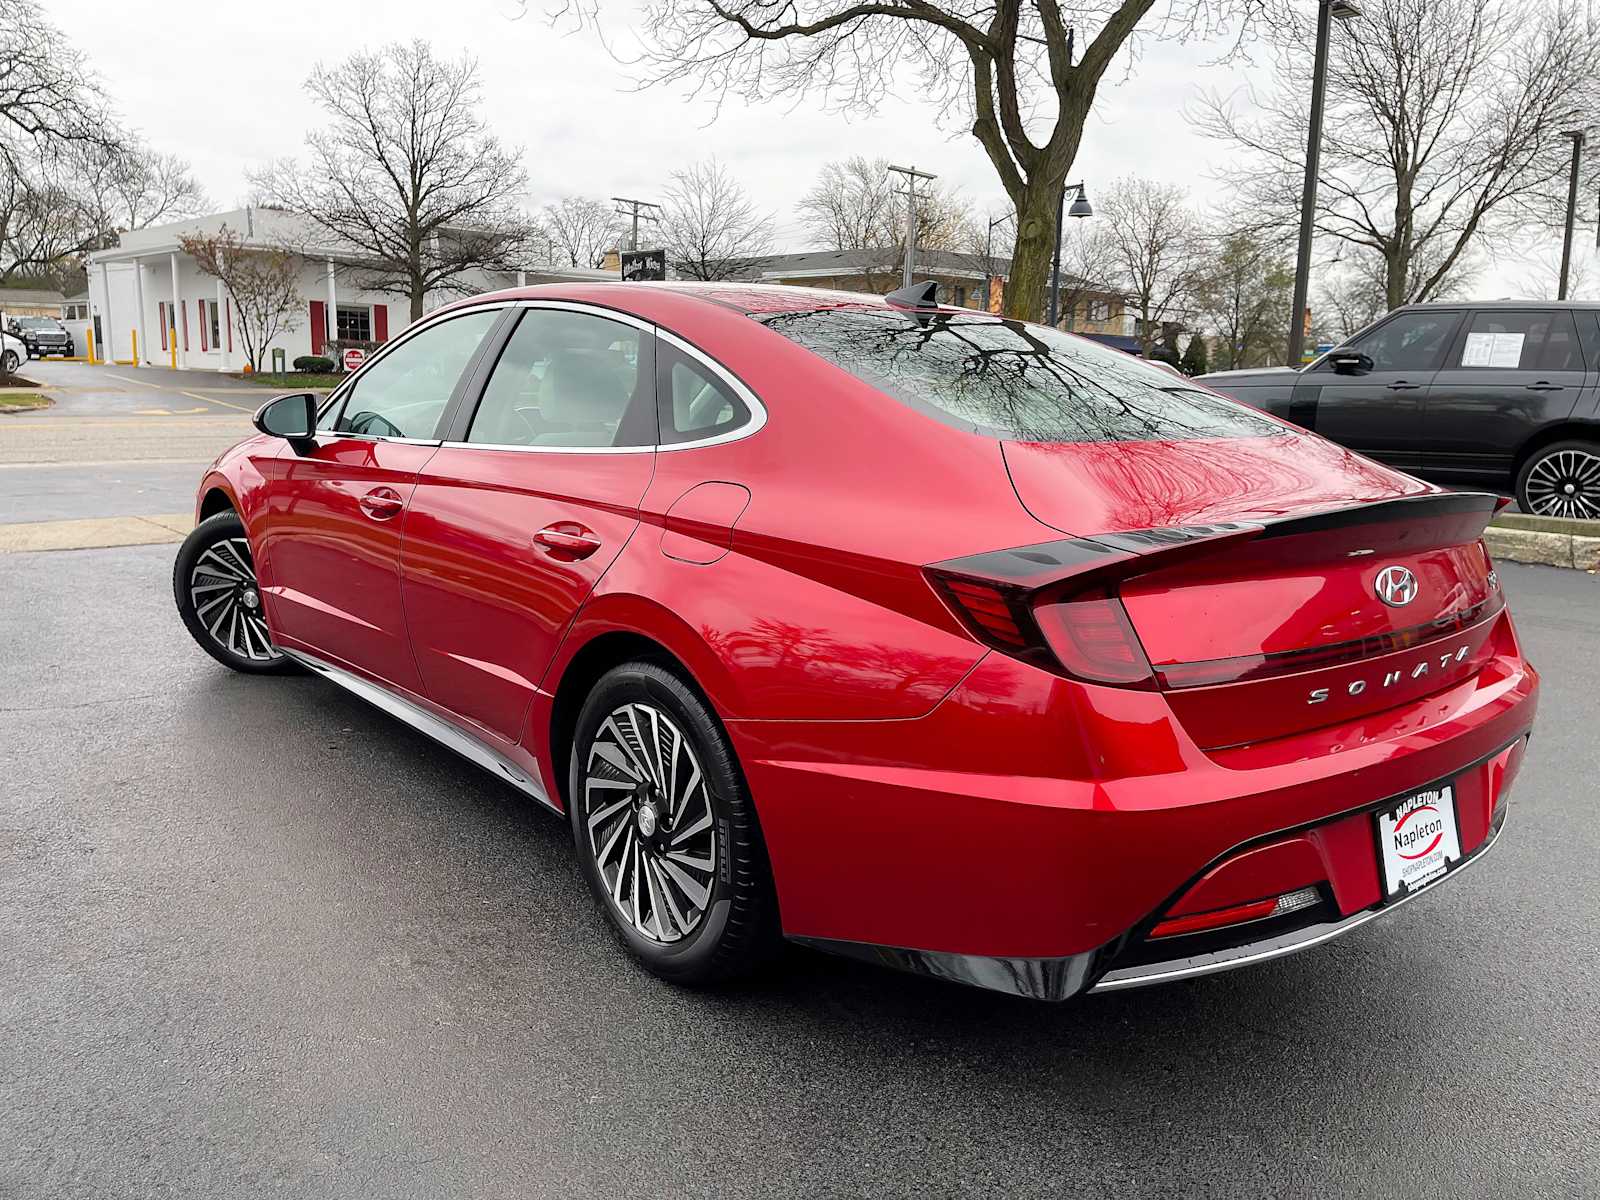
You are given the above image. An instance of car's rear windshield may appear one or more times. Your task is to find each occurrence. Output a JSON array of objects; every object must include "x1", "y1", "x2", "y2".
[{"x1": 755, "y1": 308, "x2": 1284, "y2": 443}]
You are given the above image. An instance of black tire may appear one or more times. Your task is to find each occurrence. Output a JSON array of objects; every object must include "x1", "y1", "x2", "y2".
[
  {"x1": 569, "y1": 660, "x2": 778, "y2": 986},
  {"x1": 1, "y1": 350, "x2": 17, "y2": 374},
  {"x1": 1515, "y1": 439, "x2": 1600, "y2": 520},
  {"x1": 172, "y1": 511, "x2": 297, "y2": 675}
]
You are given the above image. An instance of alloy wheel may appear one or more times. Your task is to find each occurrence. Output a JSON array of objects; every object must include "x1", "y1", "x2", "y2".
[
  {"x1": 188, "y1": 536, "x2": 281, "y2": 662},
  {"x1": 583, "y1": 702, "x2": 719, "y2": 944},
  {"x1": 1524, "y1": 449, "x2": 1600, "y2": 520}
]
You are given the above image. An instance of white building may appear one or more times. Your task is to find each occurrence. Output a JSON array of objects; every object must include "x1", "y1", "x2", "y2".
[{"x1": 86, "y1": 207, "x2": 611, "y2": 371}]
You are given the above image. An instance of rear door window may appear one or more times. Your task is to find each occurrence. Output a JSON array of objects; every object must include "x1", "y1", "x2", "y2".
[
  {"x1": 1455, "y1": 309, "x2": 1583, "y2": 372},
  {"x1": 756, "y1": 308, "x2": 1281, "y2": 443},
  {"x1": 465, "y1": 307, "x2": 655, "y2": 449}
]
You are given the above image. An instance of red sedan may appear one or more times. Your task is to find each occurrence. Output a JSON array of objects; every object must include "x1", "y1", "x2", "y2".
[{"x1": 173, "y1": 282, "x2": 1538, "y2": 1000}]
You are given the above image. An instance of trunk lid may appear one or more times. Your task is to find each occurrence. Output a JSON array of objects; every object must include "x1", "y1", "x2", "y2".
[{"x1": 1001, "y1": 436, "x2": 1504, "y2": 749}]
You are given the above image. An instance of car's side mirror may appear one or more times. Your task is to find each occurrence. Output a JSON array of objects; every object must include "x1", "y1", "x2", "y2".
[
  {"x1": 253, "y1": 392, "x2": 318, "y2": 441},
  {"x1": 1328, "y1": 351, "x2": 1374, "y2": 376}
]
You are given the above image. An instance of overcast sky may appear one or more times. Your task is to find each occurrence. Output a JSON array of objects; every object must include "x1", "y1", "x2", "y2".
[{"x1": 49, "y1": 0, "x2": 1581, "y2": 296}]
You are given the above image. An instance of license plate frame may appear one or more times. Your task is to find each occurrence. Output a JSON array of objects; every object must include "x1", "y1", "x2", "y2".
[{"x1": 1373, "y1": 781, "x2": 1463, "y2": 900}]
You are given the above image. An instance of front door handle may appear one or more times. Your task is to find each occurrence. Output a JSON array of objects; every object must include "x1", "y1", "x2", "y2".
[
  {"x1": 1525, "y1": 381, "x2": 1566, "y2": 392},
  {"x1": 534, "y1": 523, "x2": 602, "y2": 560},
  {"x1": 1386, "y1": 380, "x2": 1422, "y2": 391},
  {"x1": 359, "y1": 486, "x2": 405, "y2": 521}
]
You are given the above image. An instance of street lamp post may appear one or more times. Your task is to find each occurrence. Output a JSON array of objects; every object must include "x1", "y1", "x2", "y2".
[
  {"x1": 1046, "y1": 183, "x2": 1094, "y2": 327},
  {"x1": 1559, "y1": 130, "x2": 1585, "y2": 301},
  {"x1": 984, "y1": 211, "x2": 1013, "y2": 312},
  {"x1": 1287, "y1": 0, "x2": 1362, "y2": 366}
]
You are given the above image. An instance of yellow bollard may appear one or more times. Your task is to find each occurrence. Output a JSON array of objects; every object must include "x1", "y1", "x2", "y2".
[
  {"x1": 86, "y1": 327, "x2": 96, "y2": 364},
  {"x1": 131, "y1": 329, "x2": 138, "y2": 365}
]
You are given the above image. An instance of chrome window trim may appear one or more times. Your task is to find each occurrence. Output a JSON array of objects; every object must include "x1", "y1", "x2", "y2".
[{"x1": 434, "y1": 298, "x2": 769, "y2": 456}]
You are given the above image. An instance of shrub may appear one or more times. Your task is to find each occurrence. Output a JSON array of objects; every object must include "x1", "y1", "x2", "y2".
[{"x1": 293, "y1": 355, "x2": 336, "y2": 374}]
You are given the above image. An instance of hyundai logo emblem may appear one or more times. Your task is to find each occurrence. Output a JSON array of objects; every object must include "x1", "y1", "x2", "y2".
[{"x1": 1375, "y1": 565, "x2": 1418, "y2": 607}]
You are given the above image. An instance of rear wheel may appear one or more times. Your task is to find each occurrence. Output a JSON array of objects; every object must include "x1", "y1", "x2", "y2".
[
  {"x1": 569, "y1": 661, "x2": 778, "y2": 986},
  {"x1": 1517, "y1": 440, "x2": 1600, "y2": 520},
  {"x1": 172, "y1": 511, "x2": 297, "y2": 674},
  {"x1": 1, "y1": 349, "x2": 17, "y2": 374}
]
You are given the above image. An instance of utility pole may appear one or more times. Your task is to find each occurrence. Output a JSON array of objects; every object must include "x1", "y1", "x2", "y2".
[
  {"x1": 1559, "y1": 130, "x2": 1585, "y2": 300},
  {"x1": 611, "y1": 197, "x2": 663, "y2": 252},
  {"x1": 887, "y1": 164, "x2": 938, "y2": 290},
  {"x1": 1287, "y1": 1, "x2": 1362, "y2": 365}
]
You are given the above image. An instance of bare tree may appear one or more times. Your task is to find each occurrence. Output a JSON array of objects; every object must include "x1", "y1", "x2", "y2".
[
  {"x1": 630, "y1": 0, "x2": 1277, "y2": 322},
  {"x1": 1196, "y1": 0, "x2": 1600, "y2": 310},
  {"x1": 538, "y1": 196, "x2": 621, "y2": 268},
  {"x1": 796, "y1": 155, "x2": 975, "y2": 290},
  {"x1": 254, "y1": 40, "x2": 530, "y2": 321},
  {"x1": 657, "y1": 158, "x2": 773, "y2": 280},
  {"x1": 1191, "y1": 230, "x2": 1292, "y2": 368},
  {"x1": 1095, "y1": 177, "x2": 1203, "y2": 355},
  {"x1": 1513, "y1": 239, "x2": 1596, "y2": 301},
  {"x1": 178, "y1": 225, "x2": 303, "y2": 373},
  {"x1": 76, "y1": 141, "x2": 207, "y2": 249}
]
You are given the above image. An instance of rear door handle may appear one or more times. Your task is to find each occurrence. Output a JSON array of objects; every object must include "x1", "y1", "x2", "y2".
[
  {"x1": 1525, "y1": 381, "x2": 1565, "y2": 392},
  {"x1": 534, "y1": 523, "x2": 602, "y2": 560},
  {"x1": 358, "y1": 486, "x2": 405, "y2": 521},
  {"x1": 1386, "y1": 381, "x2": 1422, "y2": 391}
]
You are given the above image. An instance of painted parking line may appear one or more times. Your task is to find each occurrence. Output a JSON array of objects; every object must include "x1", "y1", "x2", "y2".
[
  {"x1": 180, "y1": 391, "x2": 260, "y2": 414},
  {"x1": 0, "y1": 512, "x2": 192, "y2": 553},
  {"x1": 103, "y1": 373, "x2": 169, "y2": 391}
]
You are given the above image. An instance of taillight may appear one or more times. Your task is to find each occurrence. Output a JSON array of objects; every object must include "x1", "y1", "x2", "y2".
[
  {"x1": 1149, "y1": 886, "x2": 1322, "y2": 940},
  {"x1": 928, "y1": 571, "x2": 1153, "y2": 688},
  {"x1": 1035, "y1": 588, "x2": 1153, "y2": 686}
]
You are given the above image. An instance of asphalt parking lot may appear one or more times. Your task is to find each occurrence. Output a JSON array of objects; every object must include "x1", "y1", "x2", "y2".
[{"x1": 2, "y1": 367, "x2": 1598, "y2": 1197}]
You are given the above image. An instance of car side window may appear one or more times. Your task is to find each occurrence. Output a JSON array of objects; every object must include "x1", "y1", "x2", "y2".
[
  {"x1": 1348, "y1": 310, "x2": 1459, "y2": 372},
  {"x1": 324, "y1": 309, "x2": 499, "y2": 439},
  {"x1": 656, "y1": 342, "x2": 752, "y2": 445},
  {"x1": 1456, "y1": 310, "x2": 1580, "y2": 371},
  {"x1": 466, "y1": 308, "x2": 654, "y2": 449}
]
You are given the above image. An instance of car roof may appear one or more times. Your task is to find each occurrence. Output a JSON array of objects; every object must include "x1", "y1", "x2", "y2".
[
  {"x1": 463, "y1": 280, "x2": 992, "y2": 320},
  {"x1": 1398, "y1": 299, "x2": 1600, "y2": 311}
]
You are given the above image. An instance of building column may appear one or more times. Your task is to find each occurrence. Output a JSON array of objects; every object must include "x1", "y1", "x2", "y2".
[
  {"x1": 133, "y1": 260, "x2": 148, "y2": 366},
  {"x1": 325, "y1": 259, "x2": 337, "y2": 350},
  {"x1": 100, "y1": 262, "x2": 115, "y2": 365},
  {"x1": 516, "y1": 270, "x2": 527, "y2": 288},
  {"x1": 169, "y1": 252, "x2": 183, "y2": 369},
  {"x1": 215, "y1": 278, "x2": 227, "y2": 371}
]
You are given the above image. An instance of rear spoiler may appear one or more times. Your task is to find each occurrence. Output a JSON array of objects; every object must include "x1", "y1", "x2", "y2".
[{"x1": 928, "y1": 491, "x2": 1504, "y2": 594}]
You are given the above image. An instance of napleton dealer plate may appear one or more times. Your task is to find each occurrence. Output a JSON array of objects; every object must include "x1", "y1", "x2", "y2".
[{"x1": 1375, "y1": 783, "x2": 1463, "y2": 898}]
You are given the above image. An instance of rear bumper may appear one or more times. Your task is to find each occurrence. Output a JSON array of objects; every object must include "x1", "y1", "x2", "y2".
[{"x1": 733, "y1": 615, "x2": 1537, "y2": 997}]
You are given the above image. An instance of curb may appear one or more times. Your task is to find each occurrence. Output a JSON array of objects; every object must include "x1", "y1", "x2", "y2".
[{"x1": 1485, "y1": 515, "x2": 1600, "y2": 572}]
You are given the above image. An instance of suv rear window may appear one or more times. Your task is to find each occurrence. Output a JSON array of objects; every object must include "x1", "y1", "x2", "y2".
[{"x1": 756, "y1": 308, "x2": 1283, "y2": 443}]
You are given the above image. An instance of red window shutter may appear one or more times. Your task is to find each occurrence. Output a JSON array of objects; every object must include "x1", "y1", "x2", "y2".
[
  {"x1": 198, "y1": 300, "x2": 208, "y2": 352},
  {"x1": 310, "y1": 300, "x2": 325, "y2": 356},
  {"x1": 158, "y1": 303, "x2": 167, "y2": 351},
  {"x1": 225, "y1": 298, "x2": 232, "y2": 352},
  {"x1": 181, "y1": 301, "x2": 189, "y2": 351},
  {"x1": 373, "y1": 304, "x2": 388, "y2": 342}
]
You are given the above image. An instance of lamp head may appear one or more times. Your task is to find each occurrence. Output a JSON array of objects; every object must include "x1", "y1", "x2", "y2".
[{"x1": 1067, "y1": 186, "x2": 1094, "y2": 219}]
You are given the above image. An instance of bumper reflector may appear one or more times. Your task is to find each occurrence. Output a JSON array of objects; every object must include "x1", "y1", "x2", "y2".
[{"x1": 1150, "y1": 886, "x2": 1323, "y2": 940}]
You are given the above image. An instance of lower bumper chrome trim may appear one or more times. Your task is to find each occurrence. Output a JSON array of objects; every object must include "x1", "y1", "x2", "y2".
[
  {"x1": 1089, "y1": 808, "x2": 1508, "y2": 993},
  {"x1": 281, "y1": 647, "x2": 558, "y2": 813}
]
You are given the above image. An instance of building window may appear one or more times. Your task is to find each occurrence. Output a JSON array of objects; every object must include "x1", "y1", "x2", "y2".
[
  {"x1": 208, "y1": 300, "x2": 221, "y2": 350},
  {"x1": 336, "y1": 305, "x2": 372, "y2": 342},
  {"x1": 1089, "y1": 300, "x2": 1112, "y2": 323},
  {"x1": 953, "y1": 286, "x2": 968, "y2": 308}
]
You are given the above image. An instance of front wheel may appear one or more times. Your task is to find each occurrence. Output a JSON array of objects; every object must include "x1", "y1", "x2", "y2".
[
  {"x1": 1, "y1": 349, "x2": 17, "y2": 374},
  {"x1": 569, "y1": 661, "x2": 778, "y2": 986},
  {"x1": 172, "y1": 511, "x2": 297, "y2": 674},
  {"x1": 1516, "y1": 440, "x2": 1600, "y2": 520}
]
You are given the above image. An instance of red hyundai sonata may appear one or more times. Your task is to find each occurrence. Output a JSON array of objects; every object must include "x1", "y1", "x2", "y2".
[{"x1": 173, "y1": 282, "x2": 1538, "y2": 1000}]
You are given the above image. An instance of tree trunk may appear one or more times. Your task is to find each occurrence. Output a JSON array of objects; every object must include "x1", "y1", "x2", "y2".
[
  {"x1": 1002, "y1": 187, "x2": 1060, "y2": 323},
  {"x1": 410, "y1": 288, "x2": 425, "y2": 323}
]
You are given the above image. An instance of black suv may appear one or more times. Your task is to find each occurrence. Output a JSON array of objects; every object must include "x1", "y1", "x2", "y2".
[
  {"x1": 7, "y1": 316, "x2": 74, "y2": 359},
  {"x1": 1199, "y1": 301, "x2": 1600, "y2": 519}
]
